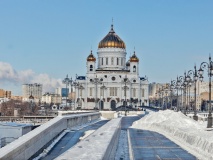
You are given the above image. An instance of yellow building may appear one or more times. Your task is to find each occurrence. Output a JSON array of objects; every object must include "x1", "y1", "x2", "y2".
[{"x1": 0, "y1": 89, "x2": 11, "y2": 99}]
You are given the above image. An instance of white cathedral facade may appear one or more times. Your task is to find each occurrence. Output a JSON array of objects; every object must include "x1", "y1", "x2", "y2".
[{"x1": 74, "y1": 24, "x2": 149, "y2": 110}]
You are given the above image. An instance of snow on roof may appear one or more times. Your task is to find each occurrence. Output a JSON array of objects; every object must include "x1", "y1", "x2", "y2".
[{"x1": 131, "y1": 110, "x2": 213, "y2": 160}]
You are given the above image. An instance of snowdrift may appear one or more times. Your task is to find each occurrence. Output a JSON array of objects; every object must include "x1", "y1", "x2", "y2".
[{"x1": 131, "y1": 110, "x2": 213, "y2": 160}]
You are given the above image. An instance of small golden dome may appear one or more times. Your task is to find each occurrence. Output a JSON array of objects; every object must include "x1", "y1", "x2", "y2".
[
  {"x1": 29, "y1": 95, "x2": 34, "y2": 99},
  {"x1": 130, "y1": 51, "x2": 139, "y2": 62},
  {"x1": 98, "y1": 25, "x2": 126, "y2": 49},
  {"x1": 87, "y1": 50, "x2": 96, "y2": 62}
]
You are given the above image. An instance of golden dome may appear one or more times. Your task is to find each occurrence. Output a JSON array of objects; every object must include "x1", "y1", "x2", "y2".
[
  {"x1": 130, "y1": 51, "x2": 139, "y2": 62},
  {"x1": 98, "y1": 25, "x2": 126, "y2": 49},
  {"x1": 87, "y1": 50, "x2": 96, "y2": 62}
]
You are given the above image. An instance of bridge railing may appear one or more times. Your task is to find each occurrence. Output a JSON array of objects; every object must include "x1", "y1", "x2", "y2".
[{"x1": 0, "y1": 112, "x2": 100, "y2": 160}]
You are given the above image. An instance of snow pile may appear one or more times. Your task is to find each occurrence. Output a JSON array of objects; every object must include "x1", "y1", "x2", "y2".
[
  {"x1": 131, "y1": 110, "x2": 213, "y2": 160},
  {"x1": 79, "y1": 130, "x2": 95, "y2": 140}
]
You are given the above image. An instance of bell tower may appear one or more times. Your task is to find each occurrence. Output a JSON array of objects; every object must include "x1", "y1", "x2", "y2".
[{"x1": 86, "y1": 50, "x2": 96, "y2": 74}]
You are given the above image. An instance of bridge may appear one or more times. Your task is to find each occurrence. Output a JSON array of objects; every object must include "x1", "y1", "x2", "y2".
[{"x1": 0, "y1": 109, "x2": 201, "y2": 160}]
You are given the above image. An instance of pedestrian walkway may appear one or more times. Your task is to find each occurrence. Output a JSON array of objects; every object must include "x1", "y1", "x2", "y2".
[
  {"x1": 129, "y1": 128, "x2": 197, "y2": 160},
  {"x1": 121, "y1": 114, "x2": 197, "y2": 160}
]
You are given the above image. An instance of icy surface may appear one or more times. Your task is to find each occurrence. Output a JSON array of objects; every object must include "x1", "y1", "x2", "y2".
[
  {"x1": 114, "y1": 130, "x2": 129, "y2": 160},
  {"x1": 131, "y1": 110, "x2": 213, "y2": 160}
]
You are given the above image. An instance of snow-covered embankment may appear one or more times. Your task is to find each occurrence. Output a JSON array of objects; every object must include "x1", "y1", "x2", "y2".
[{"x1": 131, "y1": 110, "x2": 213, "y2": 160}]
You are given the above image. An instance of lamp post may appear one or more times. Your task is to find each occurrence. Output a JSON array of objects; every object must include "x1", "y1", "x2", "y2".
[
  {"x1": 122, "y1": 76, "x2": 130, "y2": 113},
  {"x1": 73, "y1": 81, "x2": 80, "y2": 110},
  {"x1": 183, "y1": 72, "x2": 187, "y2": 114},
  {"x1": 157, "y1": 88, "x2": 160, "y2": 108},
  {"x1": 164, "y1": 84, "x2": 169, "y2": 110},
  {"x1": 161, "y1": 88, "x2": 164, "y2": 109},
  {"x1": 78, "y1": 84, "x2": 84, "y2": 109},
  {"x1": 158, "y1": 88, "x2": 163, "y2": 108},
  {"x1": 178, "y1": 76, "x2": 185, "y2": 112},
  {"x1": 168, "y1": 84, "x2": 173, "y2": 109},
  {"x1": 161, "y1": 86, "x2": 166, "y2": 110},
  {"x1": 179, "y1": 84, "x2": 184, "y2": 111},
  {"x1": 155, "y1": 92, "x2": 158, "y2": 107},
  {"x1": 100, "y1": 83, "x2": 107, "y2": 110},
  {"x1": 186, "y1": 65, "x2": 199, "y2": 121},
  {"x1": 171, "y1": 78, "x2": 179, "y2": 111},
  {"x1": 91, "y1": 76, "x2": 102, "y2": 110},
  {"x1": 62, "y1": 75, "x2": 72, "y2": 109},
  {"x1": 198, "y1": 55, "x2": 213, "y2": 128},
  {"x1": 171, "y1": 76, "x2": 184, "y2": 111}
]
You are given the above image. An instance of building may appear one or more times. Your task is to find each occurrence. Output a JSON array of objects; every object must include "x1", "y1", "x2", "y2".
[
  {"x1": 55, "y1": 87, "x2": 69, "y2": 97},
  {"x1": 0, "y1": 89, "x2": 11, "y2": 104},
  {"x1": 11, "y1": 95, "x2": 23, "y2": 101},
  {"x1": 0, "y1": 89, "x2": 11, "y2": 99},
  {"x1": 74, "y1": 24, "x2": 149, "y2": 110},
  {"x1": 41, "y1": 92, "x2": 62, "y2": 104},
  {"x1": 0, "y1": 122, "x2": 33, "y2": 148},
  {"x1": 22, "y1": 83, "x2": 42, "y2": 102}
]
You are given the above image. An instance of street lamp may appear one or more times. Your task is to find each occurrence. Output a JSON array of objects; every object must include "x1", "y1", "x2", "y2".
[
  {"x1": 171, "y1": 76, "x2": 184, "y2": 111},
  {"x1": 186, "y1": 65, "x2": 199, "y2": 121},
  {"x1": 62, "y1": 75, "x2": 72, "y2": 109},
  {"x1": 163, "y1": 84, "x2": 170, "y2": 110},
  {"x1": 91, "y1": 76, "x2": 102, "y2": 110},
  {"x1": 157, "y1": 88, "x2": 163, "y2": 108},
  {"x1": 183, "y1": 72, "x2": 192, "y2": 114},
  {"x1": 171, "y1": 78, "x2": 179, "y2": 111},
  {"x1": 73, "y1": 81, "x2": 80, "y2": 110},
  {"x1": 78, "y1": 84, "x2": 84, "y2": 109},
  {"x1": 122, "y1": 76, "x2": 130, "y2": 113},
  {"x1": 198, "y1": 55, "x2": 213, "y2": 128},
  {"x1": 100, "y1": 83, "x2": 107, "y2": 110}
]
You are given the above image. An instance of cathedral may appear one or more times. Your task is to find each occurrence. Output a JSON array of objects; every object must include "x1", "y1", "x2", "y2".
[{"x1": 75, "y1": 24, "x2": 149, "y2": 110}]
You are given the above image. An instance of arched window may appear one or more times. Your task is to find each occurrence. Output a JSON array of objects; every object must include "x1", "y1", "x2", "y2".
[
  {"x1": 111, "y1": 57, "x2": 114, "y2": 65},
  {"x1": 133, "y1": 65, "x2": 136, "y2": 72},
  {"x1": 102, "y1": 58, "x2": 103, "y2": 65},
  {"x1": 106, "y1": 57, "x2": 108, "y2": 65},
  {"x1": 117, "y1": 58, "x2": 119, "y2": 65},
  {"x1": 90, "y1": 65, "x2": 93, "y2": 71}
]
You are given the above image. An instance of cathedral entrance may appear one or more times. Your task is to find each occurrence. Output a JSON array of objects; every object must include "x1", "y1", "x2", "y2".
[
  {"x1": 110, "y1": 100, "x2": 116, "y2": 110},
  {"x1": 99, "y1": 100, "x2": 104, "y2": 110}
]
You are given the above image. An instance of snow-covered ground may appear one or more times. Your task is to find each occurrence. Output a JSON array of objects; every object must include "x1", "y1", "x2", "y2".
[
  {"x1": 79, "y1": 130, "x2": 95, "y2": 140},
  {"x1": 131, "y1": 110, "x2": 213, "y2": 160}
]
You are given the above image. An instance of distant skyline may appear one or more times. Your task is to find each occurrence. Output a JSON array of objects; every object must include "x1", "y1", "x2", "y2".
[{"x1": 0, "y1": 0, "x2": 213, "y2": 95}]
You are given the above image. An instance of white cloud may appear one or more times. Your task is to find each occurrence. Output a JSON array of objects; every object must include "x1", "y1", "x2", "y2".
[{"x1": 0, "y1": 62, "x2": 63, "y2": 94}]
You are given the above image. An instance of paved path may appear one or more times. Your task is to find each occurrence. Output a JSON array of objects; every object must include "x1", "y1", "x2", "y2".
[
  {"x1": 41, "y1": 120, "x2": 109, "y2": 160},
  {"x1": 121, "y1": 114, "x2": 197, "y2": 160},
  {"x1": 129, "y1": 128, "x2": 197, "y2": 160}
]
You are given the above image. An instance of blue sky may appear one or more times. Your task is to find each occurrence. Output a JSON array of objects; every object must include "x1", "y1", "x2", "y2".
[{"x1": 0, "y1": 0, "x2": 213, "y2": 95}]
